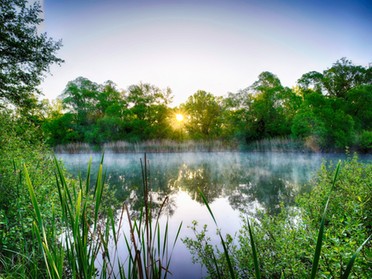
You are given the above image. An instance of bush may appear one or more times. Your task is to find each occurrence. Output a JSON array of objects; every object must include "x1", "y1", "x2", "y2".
[
  {"x1": 359, "y1": 130, "x2": 372, "y2": 152},
  {"x1": 183, "y1": 155, "x2": 372, "y2": 278},
  {"x1": 0, "y1": 111, "x2": 60, "y2": 277}
]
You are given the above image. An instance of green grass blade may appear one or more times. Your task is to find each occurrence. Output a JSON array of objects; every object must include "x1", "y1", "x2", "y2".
[
  {"x1": 94, "y1": 164, "x2": 104, "y2": 225},
  {"x1": 198, "y1": 189, "x2": 218, "y2": 226},
  {"x1": 210, "y1": 249, "x2": 222, "y2": 278},
  {"x1": 24, "y1": 164, "x2": 43, "y2": 228},
  {"x1": 310, "y1": 161, "x2": 341, "y2": 279},
  {"x1": 164, "y1": 222, "x2": 183, "y2": 278},
  {"x1": 199, "y1": 189, "x2": 235, "y2": 278},
  {"x1": 247, "y1": 218, "x2": 261, "y2": 279},
  {"x1": 100, "y1": 153, "x2": 105, "y2": 165},
  {"x1": 173, "y1": 222, "x2": 183, "y2": 249},
  {"x1": 341, "y1": 234, "x2": 372, "y2": 279},
  {"x1": 85, "y1": 157, "x2": 92, "y2": 194},
  {"x1": 330, "y1": 161, "x2": 340, "y2": 192},
  {"x1": 162, "y1": 221, "x2": 169, "y2": 259},
  {"x1": 218, "y1": 233, "x2": 236, "y2": 279},
  {"x1": 25, "y1": 164, "x2": 62, "y2": 279}
]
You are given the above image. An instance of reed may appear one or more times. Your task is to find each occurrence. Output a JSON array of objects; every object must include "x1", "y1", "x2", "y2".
[
  {"x1": 199, "y1": 190, "x2": 236, "y2": 279},
  {"x1": 310, "y1": 161, "x2": 340, "y2": 279},
  {"x1": 24, "y1": 154, "x2": 182, "y2": 279},
  {"x1": 123, "y1": 154, "x2": 183, "y2": 279}
]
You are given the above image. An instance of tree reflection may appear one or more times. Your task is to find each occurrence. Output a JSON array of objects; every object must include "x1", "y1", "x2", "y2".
[
  {"x1": 228, "y1": 176, "x2": 297, "y2": 215},
  {"x1": 168, "y1": 156, "x2": 300, "y2": 215},
  {"x1": 61, "y1": 153, "x2": 316, "y2": 219},
  {"x1": 170, "y1": 163, "x2": 224, "y2": 203},
  {"x1": 112, "y1": 160, "x2": 178, "y2": 218}
]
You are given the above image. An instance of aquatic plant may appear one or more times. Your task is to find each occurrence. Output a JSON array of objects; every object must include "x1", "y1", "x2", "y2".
[{"x1": 24, "y1": 154, "x2": 182, "y2": 278}]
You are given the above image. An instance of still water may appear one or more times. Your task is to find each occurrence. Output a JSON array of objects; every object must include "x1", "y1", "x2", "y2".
[{"x1": 57, "y1": 152, "x2": 370, "y2": 278}]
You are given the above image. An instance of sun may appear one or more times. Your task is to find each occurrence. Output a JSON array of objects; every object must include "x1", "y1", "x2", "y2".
[{"x1": 175, "y1": 113, "x2": 184, "y2": 122}]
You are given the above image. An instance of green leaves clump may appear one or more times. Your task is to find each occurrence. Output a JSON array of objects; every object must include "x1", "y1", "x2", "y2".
[{"x1": 184, "y1": 156, "x2": 372, "y2": 278}]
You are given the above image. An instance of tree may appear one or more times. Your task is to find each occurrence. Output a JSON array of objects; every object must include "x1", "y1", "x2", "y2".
[
  {"x1": 59, "y1": 77, "x2": 102, "y2": 142},
  {"x1": 295, "y1": 58, "x2": 372, "y2": 151},
  {"x1": 125, "y1": 83, "x2": 173, "y2": 140},
  {"x1": 298, "y1": 58, "x2": 372, "y2": 99},
  {"x1": 0, "y1": 0, "x2": 63, "y2": 108},
  {"x1": 182, "y1": 90, "x2": 222, "y2": 140},
  {"x1": 245, "y1": 72, "x2": 298, "y2": 141},
  {"x1": 222, "y1": 88, "x2": 255, "y2": 140},
  {"x1": 345, "y1": 85, "x2": 372, "y2": 130},
  {"x1": 292, "y1": 91, "x2": 355, "y2": 150}
]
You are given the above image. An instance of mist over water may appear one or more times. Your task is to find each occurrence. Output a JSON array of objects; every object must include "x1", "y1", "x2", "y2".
[{"x1": 57, "y1": 152, "x2": 371, "y2": 278}]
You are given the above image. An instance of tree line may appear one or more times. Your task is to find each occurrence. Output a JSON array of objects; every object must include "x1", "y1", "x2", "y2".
[
  {"x1": 0, "y1": 0, "x2": 370, "y2": 152},
  {"x1": 40, "y1": 58, "x2": 372, "y2": 152}
]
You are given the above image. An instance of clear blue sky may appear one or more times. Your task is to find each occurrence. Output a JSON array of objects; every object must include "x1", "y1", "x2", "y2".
[{"x1": 40, "y1": 0, "x2": 372, "y2": 106}]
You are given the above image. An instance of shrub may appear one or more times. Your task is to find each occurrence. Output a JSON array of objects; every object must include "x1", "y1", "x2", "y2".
[
  {"x1": 359, "y1": 130, "x2": 372, "y2": 152},
  {"x1": 184, "y1": 155, "x2": 372, "y2": 278},
  {"x1": 0, "y1": 111, "x2": 60, "y2": 277}
]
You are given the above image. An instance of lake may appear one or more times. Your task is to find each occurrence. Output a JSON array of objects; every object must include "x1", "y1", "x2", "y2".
[{"x1": 56, "y1": 152, "x2": 371, "y2": 278}]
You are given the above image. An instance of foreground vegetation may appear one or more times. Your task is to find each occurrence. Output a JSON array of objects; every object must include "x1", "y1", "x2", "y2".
[
  {"x1": 0, "y1": 0, "x2": 371, "y2": 278},
  {"x1": 1, "y1": 132, "x2": 371, "y2": 278},
  {"x1": 184, "y1": 156, "x2": 372, "y2": 278}
]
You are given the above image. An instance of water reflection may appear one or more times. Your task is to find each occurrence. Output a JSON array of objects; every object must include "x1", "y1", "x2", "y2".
[
  {"x1": 57, "y1": 152, "x2": 371, "y2": 279},
  {"x1": 58, "y1": 152, "x2": 338, "y2": 216}
]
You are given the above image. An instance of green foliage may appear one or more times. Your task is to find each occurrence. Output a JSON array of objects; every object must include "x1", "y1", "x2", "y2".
[
  {"x1": 292, "y1": 91, "x2": 356, "y2": 150},
  {"x1": 359, "y1": 130, "x2": 372, "y2": 151},
  {"x1": 182, "y1": 90, "x2": 223, "y2": 140},
  {"x1": 0, "y1": 0, "x2": 63, "y2": 108},
  {"x1": 298, "y1": 157, "x2": 372, "y2": 277},
  {"x1": 346, "y1": 85, "x2": 372, "y2": 131},
  {"x1": 297, "y1": 57, "x2": 372, "y2": 99},
  {"x1": 223, "y1": 72, "x2": 301, "y2": 144},
  {"x1": 22, "y1": 155, "x2": 181, "y2": 279},
  {"x1": 43, "y1": 79, "x2": 175, "y2": 145},
  {"x1": 247, "y1": 72, "x2": 298, "y2": 140},
  {"x1": 184, "y1": 156, "x2": 372, "y2": 278},
  {"x1": 293, "y1": 58, "x2": 371, "y2": 151},
  {"x1": 0, "y1": 111, "x2": 60, "y2": 277},
  {"x1": 42, "y1": 58, "x2": 371, "y2": 152}
]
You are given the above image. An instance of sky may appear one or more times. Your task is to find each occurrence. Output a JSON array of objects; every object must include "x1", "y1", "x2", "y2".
[{"x1": 40, "y1": 0, "x2": 372, "y2": 106}]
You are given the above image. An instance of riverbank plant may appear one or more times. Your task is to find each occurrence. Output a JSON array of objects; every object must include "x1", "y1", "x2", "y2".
[
  {"x1": 183, "y1": 155, "x2": 372, "y2": 278},
  {"x1": 0, "y1": 111, "x2": 60, "y2": 278},
  {"x1": 24, "y1": 154, "x2": 181, "y2": 279}
]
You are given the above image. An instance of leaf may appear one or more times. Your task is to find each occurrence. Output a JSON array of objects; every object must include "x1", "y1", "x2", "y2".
[
  {"x1": 341, "y1": 234, "x2": 372, "y2": 279},
  {"x1": 310, "y1": 161, "x2": 340, "y2": 279},
  {"x1": 247, "y1": 217, "x2": 261, "y2": 279}
]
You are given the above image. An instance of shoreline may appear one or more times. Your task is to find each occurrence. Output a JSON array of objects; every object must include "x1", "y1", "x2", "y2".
[{"x1": 52, "y1": 139, "x2": 371, "y2": 155}]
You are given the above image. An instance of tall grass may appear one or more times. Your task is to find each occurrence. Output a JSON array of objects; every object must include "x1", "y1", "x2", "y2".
[
  {"x1": 123, "y1": 154, "x2": 182, "y2": 279},
  {"x1": 24, "y1": 154, "x2": 181, "y2": 278}
]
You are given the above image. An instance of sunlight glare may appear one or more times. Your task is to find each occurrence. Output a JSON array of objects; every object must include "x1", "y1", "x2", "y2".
[{"x1": 176, "y1": 114, "x2": 184, "y2": 122}]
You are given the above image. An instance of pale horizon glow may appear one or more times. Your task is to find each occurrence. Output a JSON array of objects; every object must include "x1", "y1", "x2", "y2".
[{"x1": 40, "y1": 0, "x2": 372, "y2": 106}]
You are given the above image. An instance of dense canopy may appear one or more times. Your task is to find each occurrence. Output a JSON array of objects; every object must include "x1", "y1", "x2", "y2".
[{"x1": 39, "y1": 58, "x2": 372, "y2": 152}]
